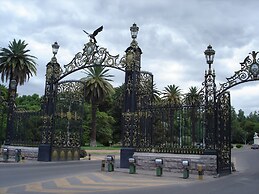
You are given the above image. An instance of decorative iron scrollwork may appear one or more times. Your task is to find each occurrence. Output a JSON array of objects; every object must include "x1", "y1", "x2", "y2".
[
  {"x1": 58, "y1": 40, "x2": 127, "y2": 82},
  {"x1": 137, "y1": 71, "x2": 153, "y2": 109},
  {"x1": 57, "y1": 81, "x2": 85, "y2": 102},
  {"x1": 216, "y1": 92, "x2": 231, "y2": 174},
  {"x1": 52, "y1": 131, "x2": 80, "y2": 148},
  {"x1": 218, "y1": 51, "x2": 259, "y2": 95}
]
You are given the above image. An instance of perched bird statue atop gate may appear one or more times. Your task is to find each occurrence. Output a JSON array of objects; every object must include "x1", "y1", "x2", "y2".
[{"x1": 83, "y1": 26, "x2": 103, "y2": 43}]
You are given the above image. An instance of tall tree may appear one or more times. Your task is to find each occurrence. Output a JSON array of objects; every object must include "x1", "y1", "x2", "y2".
[
  {"x1": 110, "y1": 85, "x2": 124, "y2": 143},
  {"x1": 82, "y1": 66, "x2": 114, "y2": 147},
  {"x1": 162, "y1": 83, "x2": 182, "y2": 125},
  {"x1": 184, "y1": 86, "x2": 201, "y2": 106},
  {"x1": 162, "y1": 84, "x2": 182, "y2": 105},
  {"x1": 0, "y1": 39, "x2": 37, "y2": 144},
  {"x1": 0, "y1": 39, "x2": 37, "y2": 85},
  {"x1": 152, "y1": 83, "x2": 161, "y2": 103},
  {"x1": 161, "y1": 84, "x2": 182, "y2": 145}
]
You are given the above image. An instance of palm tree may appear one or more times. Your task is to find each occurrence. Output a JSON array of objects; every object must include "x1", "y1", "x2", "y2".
[
  {"x1": 0, "y1": 39, "x2": 37, "y2": 85},
  {"x1": 152, "y1": 83, "x2": 161, "y2": 103},
  {"x1": 184, "y1": 86, "x2": 201, "y2": 145},
  {"x1": 162, "y1": 84, "x2": 182, "y2": 105},
  {"x1": 82, "y1": 66, "x2": 114, "y2": 147},
  {"x1": 184, "y1": 86, "x2": 201, "y2": 106},
  {"x1": 161, "y1": 84, "x2": 182, "y2": 146},
  {"x1": 0, "y1": 39, "x2": 37, "y2": 144}
]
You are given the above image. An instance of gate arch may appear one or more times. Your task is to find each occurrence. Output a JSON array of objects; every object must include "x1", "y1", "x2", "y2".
[{"x1": 218, "y1": 51, "x2": 259, "y2": 95}]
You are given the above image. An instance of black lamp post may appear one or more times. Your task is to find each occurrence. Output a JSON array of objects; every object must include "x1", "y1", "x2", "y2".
[
  {"x1": 5, "y1": 79, "x2": 17, "y2": 145},
  {"x1": 130, "y1": 23, "x2": 139, "y2": 39},
  {"x1": 204, "y1": 44, "x2": 216, "y2": 150},
  {"x1": 52, "y1": 42, "x2": 60, "y2": 56},
  {"x1": 45, "y1": 41, "x2": 60, "y2": 119},
  {"x1": 204, "y1": 45, "x2": 215, "y2": 70},
  {"x1": 204, "y1": 44, "x2": 216, "y2": 101}
]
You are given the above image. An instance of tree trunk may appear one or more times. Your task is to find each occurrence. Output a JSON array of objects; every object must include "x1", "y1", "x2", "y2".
[{"x1": 90, "y1": 103, "x2": 97, "y2": 147}]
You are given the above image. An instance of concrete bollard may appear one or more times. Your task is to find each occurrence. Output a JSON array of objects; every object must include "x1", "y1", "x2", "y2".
[
  {"x1": 155, "y1": 158, "x2": 163, "y2": 176},
  {"x1": 182, "y1": 160, "x2": 190, "y2": 179},
  {"x1": 129, "y1": 158, "x2": 136, "y2": 174},
  {"x1": 197, "y1": 164, "x2": 204, "y2": 180},
  {"x1": 101, "y1": 160, "x2": 105, "y2": 171},
  {"x1": 106, "y1": 155, "x2": 114, "y2": 172}
]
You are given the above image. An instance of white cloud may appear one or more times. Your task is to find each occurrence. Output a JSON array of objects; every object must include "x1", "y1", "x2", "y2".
[{"x1": 1, "y1": 0, "x2": 259, "y2": 115}]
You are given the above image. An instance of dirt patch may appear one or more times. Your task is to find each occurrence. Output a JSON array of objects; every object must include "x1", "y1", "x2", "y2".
[{"x1": 85, "y1": 149, "x2": 120, "y2": 154}]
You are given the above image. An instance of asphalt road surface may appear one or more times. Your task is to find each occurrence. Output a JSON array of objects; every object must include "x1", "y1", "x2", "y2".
[{"x1": 0, "y1": 147, "x2": 258, "y2": 194}]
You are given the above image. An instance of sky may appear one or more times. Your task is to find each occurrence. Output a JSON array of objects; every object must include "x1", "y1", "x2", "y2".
[{"x1": 1, "y1": 0, "x2": 259, "y2": 115}]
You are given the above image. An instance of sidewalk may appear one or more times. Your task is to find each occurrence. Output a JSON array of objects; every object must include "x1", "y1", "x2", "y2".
[{"x1": 114, "y1": 167, "x2": 214, "y2": 181}]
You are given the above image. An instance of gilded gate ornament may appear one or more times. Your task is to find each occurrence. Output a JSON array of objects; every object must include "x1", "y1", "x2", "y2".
[{"x1": 218, "y1": 51, "x2": 259, "y2": 95}]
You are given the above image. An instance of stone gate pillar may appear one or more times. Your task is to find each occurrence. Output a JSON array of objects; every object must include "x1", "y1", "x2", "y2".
[
  {"x1": 121, "y1": 23, "x2": 142, "y2": 168},
  {"x1": 38, "y1": 42, "x2": 61, "y2": 162}
]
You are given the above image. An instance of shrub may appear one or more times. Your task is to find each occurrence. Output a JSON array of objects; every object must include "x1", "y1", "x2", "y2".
[
  {"x1": 80, "y1": 149, "x2": 87, "y2": 158},
  {"x1": 236, "y1": 144, "x2": 243, "y2": 148}
]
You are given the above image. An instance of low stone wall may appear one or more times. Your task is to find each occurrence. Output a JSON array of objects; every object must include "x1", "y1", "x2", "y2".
[
  {"x1": 133, "y1": 152, "x2": 217, "y2": 175},
  {"x1": 1, "y1": 145, "x2": 38, "y2": 160}
]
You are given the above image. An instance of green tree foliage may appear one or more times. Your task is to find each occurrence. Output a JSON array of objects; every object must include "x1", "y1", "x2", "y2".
[
  {"x1": 184, "y1": 86, "x2": 202, "y2": 145},
  {"x1": 231, "y1": 107, "x2": 246, "y2": 144},
  {"x1": 10, "y1": 94, "x2": 42, "y2": 145},
  {"x1": 0, "y1": 39, "x2": 37, "y2": 85},
  {"x1": 109, "y1": 85, "x2": 124, "y2": 144},
  {"x1": 81, "y1": 66, "x2": 114, "y2": 147},
  {"x1": 162, "y1": 84, "x2": 182, "y2": 105},
  {"x1": 0, "y1": 39, "x2": 37, "y2": 144},
  {"x1": 152, "y1": 83, "x2": 161, "y2": 103},
  {"x1": 16, "y1": 94, "x2": 42, "y2": 111},
  {"x1": 231, "y1": 108, "x2": 259, "y2": 144},
  {"x1": 184, "y1": 86, "x2": 201, "y2": 106},
  {"x1": 82, "y1": 103, "x2": 115, "y2": 146},
  {"x1": 0, "y1": 84, "x2": 8, "y2": 143}
]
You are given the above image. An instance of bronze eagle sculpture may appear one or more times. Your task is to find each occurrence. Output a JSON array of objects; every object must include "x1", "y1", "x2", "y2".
[{"x1": 83, "y1": 26, "x2": 103, "y2": 43}]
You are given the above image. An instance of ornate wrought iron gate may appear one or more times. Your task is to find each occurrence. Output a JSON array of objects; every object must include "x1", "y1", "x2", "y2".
[
  {"x1": 216, "y1": 92, "x2": 231, "y2": 175},
  {"x1": 12, "y1": 110, "x2": 42, "y2": 146},
  {"x1": 214, "y1": 50, "x2": 259, "y2": 174},
  {"x1": 39, "y1": 24, "x2": 143, "y2": 162},
  {"x1": 51, "y1": 81, "x2": 84, "y2": 161}
]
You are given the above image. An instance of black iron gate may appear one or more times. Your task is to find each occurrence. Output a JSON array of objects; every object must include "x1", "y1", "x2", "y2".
[
  {"x1": 51, "y1": 81, "x2": 84, "y2": 161},
  {"x1": 216, "y1": 92, "x2": 231, "y2": 175},
  {"x1": 38, "y1": 24, "x2": 143, "y2": 162},
  {"x1": 12, "y1": 110, "x2": 42, "y2": 146}
]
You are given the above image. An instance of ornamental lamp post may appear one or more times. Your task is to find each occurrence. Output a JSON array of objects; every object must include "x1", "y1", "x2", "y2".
[
  {"x1": 204, "y1": 44, "x2": 216, "y2": 150},
  {"x1": 52, "y1": 42, "x2": 60, "y2": 56},
  {"x1": 130, "y1": 23, "x2": 139, "y2": 39},
  {"x1": 204, "y1": 45, "x2": 215, "y2": 70},
  {"x1": 51, "y1": 42, "x2": 60, "y2": 65},
  {"x1": 204, "y1": 44, "x2": 216, "y2": 99}
]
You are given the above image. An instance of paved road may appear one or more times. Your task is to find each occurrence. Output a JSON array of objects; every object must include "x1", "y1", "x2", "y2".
[
  {"x1": 0, "y1": 160, "x2": 100, "y2": 188},
  {"x1": 0, "y1": 148, "x2": 258, "y2": 194}
]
